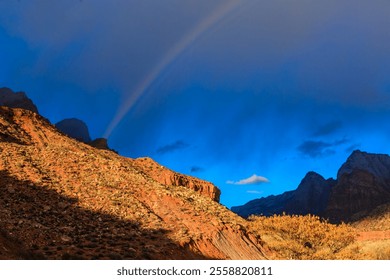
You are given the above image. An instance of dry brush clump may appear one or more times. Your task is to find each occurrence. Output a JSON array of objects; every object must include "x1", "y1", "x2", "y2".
[{"x1": 249, "y1": 214, "x2": 358, "y2": 260}]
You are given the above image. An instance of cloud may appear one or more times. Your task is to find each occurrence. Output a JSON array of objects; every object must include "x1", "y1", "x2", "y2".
[
  {"x1": 156, "y1": 140, "x2": 189, "y2": 154},
  {"x1": 190, "y1": 166, "x2": 204, "y2": 173},
  {"x1": 297, "y1": 140, "x2": 334, "y2": 158},
  {"x1": 246, "y1": 190, "x2": 263, "y2": 194},
  {"x1": 312, "y1": 121, "x2": 342, "y2": 137},
  {"x1": 227, "y1": 174, "x2": 270, "y2": 185},
  {"x1": 297, "y1": 138, "x2": 349, "y2": 158}
]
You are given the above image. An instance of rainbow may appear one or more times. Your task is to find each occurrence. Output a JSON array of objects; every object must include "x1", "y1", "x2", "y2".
[{"x1": 104, "y1": 0, "x2": 245, "y2": 138}]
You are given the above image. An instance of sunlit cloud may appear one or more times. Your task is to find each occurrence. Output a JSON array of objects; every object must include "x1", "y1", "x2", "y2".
[{"x1": 227, "y1": 174, "x2": 270, "y2": 185}]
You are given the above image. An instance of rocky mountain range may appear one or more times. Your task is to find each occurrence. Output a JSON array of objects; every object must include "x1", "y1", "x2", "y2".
[
  {"x1": 0, "y1": 105, "x2": 268, "y2": 259},
  {"x1": 232, "y1": 150, "x2": 390, "y2": 223}
]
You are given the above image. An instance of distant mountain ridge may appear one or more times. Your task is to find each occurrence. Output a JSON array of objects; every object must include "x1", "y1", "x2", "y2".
[
  {"x1": 232, "y1": 150, "x2": 390, "y2": 223},
  {"x1": 231, "y1": 171, "x2": 335, "y2": 218},
  {"x1": 55, "y1": 118, "x2": 92, "y2": 143},
  {"x1": 0, "y1": 87, "x2": 39, "y2": 113},
  {"x1": 55, "y1": 119, "x2": 115, "y2": 152}
]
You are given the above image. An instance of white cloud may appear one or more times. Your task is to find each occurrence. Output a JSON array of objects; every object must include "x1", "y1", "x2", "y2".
[
  {"x1": 227, "y1": 174, "x2": 270, "y2": 185},
  {"x1": 246, "y1": 190, "x2": 263, "y2": 194}
]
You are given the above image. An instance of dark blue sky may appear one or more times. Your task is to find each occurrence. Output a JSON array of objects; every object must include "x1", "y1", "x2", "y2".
[{"x1": 1, "y1": 0, "x2": 390, "y2": 207}]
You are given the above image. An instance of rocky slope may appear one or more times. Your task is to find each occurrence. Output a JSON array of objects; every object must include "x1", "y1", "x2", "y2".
[
  {"x1": 0, "y1": 106, "x2": 268, "y2": 260},
  {"x1": 0, "y1": 87, "x2": 39, "y2": 113},
  {"x1": 233, "y1": 151, "x2": 390, "y2": 223}
]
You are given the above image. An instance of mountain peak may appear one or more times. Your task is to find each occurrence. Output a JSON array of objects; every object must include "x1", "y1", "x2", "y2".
[
  {"x1": 337, "y1": 150, "x2": 390, "y2": 180},
  {"x1": 302, "y1": 171, "x2": 325, "y2": 181},
  {"x1": 296, "y1": 171, "x2": 328, "y2": 193},
  {"x1": 0, "y1": 87, "x2": 39, "y2": 113},
  {"x1": 55, "y1": 118, "x2": 91, "y2": 143}
]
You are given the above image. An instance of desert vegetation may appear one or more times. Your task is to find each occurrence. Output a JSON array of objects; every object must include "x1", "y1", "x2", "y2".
[
  {"x1": 249, "y1": 214, "x2": 362, "y2": 260},
  {"x1": 249, "y1": 213, "x2": 390, "y2": 259}
]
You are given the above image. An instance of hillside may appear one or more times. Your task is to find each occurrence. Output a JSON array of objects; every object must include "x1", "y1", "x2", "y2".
[{"x1": 0, "y1": 106, "x2": 268, "y2": 260}]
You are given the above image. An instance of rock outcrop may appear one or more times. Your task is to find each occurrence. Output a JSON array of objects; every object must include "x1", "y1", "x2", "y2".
[
  {"x1": 88, "y1": 137, "x2": 117, "y2": 153},
  {"x1": 0, "y1": 106, "x2": 267, "y2": 260},
  {"x1": 233, "y1": 150, "x2": 390, "y2": 223},
  {"x1": 55, "y1": 118, "x2": 91, "y2": 143},
  {"x1": 133, "y1": 157, "x2": 221, "y2": 202},
  {"x1": 0, "y1": 87, "x2": 39, "y2": 113}
]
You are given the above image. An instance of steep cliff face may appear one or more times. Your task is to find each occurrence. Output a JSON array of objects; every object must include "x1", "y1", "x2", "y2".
[
  {"x1": 0, "y1": 87, "x2": 39, "y2": 114},
  {"x1": 325, "y1": 151, "x2": 390, "y2": 222},
  {"x1": 325, "y1": 170, "x2": 390, "y2": 222},
  {"x1": 133, "y1": 157, "x2": 221, "y2": 202},
  {"x1": 0, "y1": 106, "x2": 266, "y2": 260},
  {"x1": 337, "y1": 150, "x2": 390, "y2": 183}
]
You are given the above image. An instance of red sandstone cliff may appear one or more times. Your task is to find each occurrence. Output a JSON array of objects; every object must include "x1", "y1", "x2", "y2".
[{"x1": 133, "y1": 157, "x2": 221, "y2": 202}]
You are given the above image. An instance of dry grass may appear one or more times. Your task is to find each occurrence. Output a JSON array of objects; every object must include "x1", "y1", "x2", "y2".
[
  {"x1": 357, "y1": 239, "x2": 390, "y2": 260},
  {"x1": 249, "y1": 214, "x2": 359, "y2": 259}
]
